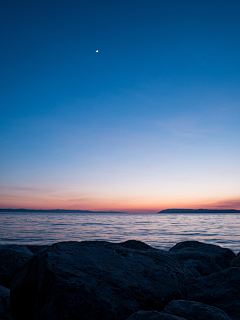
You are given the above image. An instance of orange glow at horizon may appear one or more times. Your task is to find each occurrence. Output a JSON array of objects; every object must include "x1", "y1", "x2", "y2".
[{"x1": 1, "y1": 190, "x2": 239, "y2": 213}]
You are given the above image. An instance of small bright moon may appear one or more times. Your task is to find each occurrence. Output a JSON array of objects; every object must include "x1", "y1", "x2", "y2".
[{"x1": 96, "y1": 50, "x2": 98, "y2": 52}]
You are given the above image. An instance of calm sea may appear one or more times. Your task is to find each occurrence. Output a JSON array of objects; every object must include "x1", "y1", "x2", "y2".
[{"x1": 0, "y1": 212, "x2": 239, "y2": 253}]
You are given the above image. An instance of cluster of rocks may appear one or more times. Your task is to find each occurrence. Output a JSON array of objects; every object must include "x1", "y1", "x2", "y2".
[{"x1": 0, "y1": 240, "x2": 239, "y2": 320}]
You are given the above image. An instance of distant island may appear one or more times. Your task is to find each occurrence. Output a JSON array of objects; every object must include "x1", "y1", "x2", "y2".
[
  {"x1": 158, "y1": 209, "x2": 240, "y2": 213},
  {"x1": 0, "y1": 209, "x2": 124, "y2": 213}
]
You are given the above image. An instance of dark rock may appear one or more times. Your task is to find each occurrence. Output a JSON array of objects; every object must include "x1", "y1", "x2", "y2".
[
  {"x1": 0, "y1": 245, "x2": 33, "y2": 288},
  {"x1": 26, "y1": 245, "x2": 49, "y2": 254},
  {"x1": 117, "y1": 240, "x2": 155, "y2": 251},
  {"x1": 11, "y1": 240, "x2": 189, "y2": 320},
  {"x1": 231, "y1": 255, "x2": 240, "y2": 267},
  {"x1": 0, "y1": 285, "x2": 13, "y2": 320},
  {"x1": 169, "y1": 241, "x2": 236, "y2": 279},
  {"x1": 126, "y1": 310, "x2": 186, "y2": 320},
  {"x1": 163, "y1": 299, "x2": 232, "y2": 320},
  {"x1": 187, "y1": 267, "x2": 240, "y2": 319}
]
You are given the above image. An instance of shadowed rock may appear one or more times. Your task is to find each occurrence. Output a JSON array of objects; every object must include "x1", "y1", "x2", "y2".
[
  {"x1": 117, "y1": 240, "x2": 155, "y2": 251},
  {"x1": 0, "y1": 245, "x2": 33, "y2": 288},
  {"x1": 126, "y1": 310, "x2": 186, "y2": 320},
  {"x1": 169, "y1": 241, "x2": 236, "y2": 279},
  {"x1": 187, "y1": 267, "x2": 240, "y2": 319},
  {"x1": 163, "y1": 299, "x2": 232, "y2": 320},
  {"x1": 231, "y1": 254, "x2": 240, "y2": 267},
  {"x1": 26, "y1": 245, "x2": 49, "y2": 254},
  {"x1": 11, "y1": 240, "x2": 189, "y2": 320},
  {"x1": 0, "y1": 285, "x2": 13, "y2": 320}
]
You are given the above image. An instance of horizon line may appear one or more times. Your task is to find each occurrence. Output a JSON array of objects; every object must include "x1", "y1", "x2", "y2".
[{"x1": 1, "y1": 207, "x2": 240, "y2": 214}]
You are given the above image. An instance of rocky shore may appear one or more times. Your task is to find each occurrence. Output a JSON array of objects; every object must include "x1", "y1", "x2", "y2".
[{"x1": 0, "y1": 240, "x2": 239, "y2": 320}]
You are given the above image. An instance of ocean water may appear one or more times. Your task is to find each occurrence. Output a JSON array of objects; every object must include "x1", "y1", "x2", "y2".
[{"x1": 0, "y1": 212, "x2": 239, "y2": 253}]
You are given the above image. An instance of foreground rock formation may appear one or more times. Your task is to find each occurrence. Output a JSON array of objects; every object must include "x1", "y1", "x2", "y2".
[
  {"x1": 10, "y1": 240, "x2": 189, "y2": 320},
  {"x1": 187, "y1": 267, "x2": 240, "y2": 319},
  {"x1": 169, "y1": 241, "x2": 235, "y2": 280},
  {"x1": 126, "y1": 310, "x2": 186, "y2": 320},
  {"x1": 231, "y1": 252, "x2": 240, "y2": 267},
  {"x1": 0, "y1": 240, "x2": 238, "y2": 319},
  {"x1": 0, "y1": 245, "x2": 33, "y2": 288},
  {"x1": 0, "y1": 285, "x2": 13, "y2": 320},
  {"x1": 163, "y1": 299, "x2": 232, "y2": 320}
]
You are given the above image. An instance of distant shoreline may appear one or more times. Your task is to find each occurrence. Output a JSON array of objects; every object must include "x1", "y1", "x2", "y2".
[
  {"x1": 0, "y1": 208, "x2": 240, "y2": 214},
  {"x1": 0, "y1": 209, "x2": 125, "y2": 213},
  {"x1": 158, "y1": 209, "x2": 240, "y2": 213}
]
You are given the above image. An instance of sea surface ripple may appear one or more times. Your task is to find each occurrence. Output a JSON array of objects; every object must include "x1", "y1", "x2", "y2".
[{"x1": 0, "y1": 212, "x2": 239, "y2": 253}]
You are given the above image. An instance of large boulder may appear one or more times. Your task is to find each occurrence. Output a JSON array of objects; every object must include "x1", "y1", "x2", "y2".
[
  {"x1": 11, "y1": 240, "x2": 189, "y2": 320},
  {"x1": 0, "y1": 245, "x2": 33, "y2": 288},
  {"x1": 126, "y1": 310, "x2": 186, "y2": 320},
  {"x1": 187, "y1": 267, "x2": 240, "y2": 319},
  {"x1": 0, "y1": 285, "x2": 13, "y2": 320},
  {"x1": 163, "y1": 299, "x2": 232, "y2": 320},
  {"x1": 169, "y1": 241, "x2": 235, "y2": 279}
]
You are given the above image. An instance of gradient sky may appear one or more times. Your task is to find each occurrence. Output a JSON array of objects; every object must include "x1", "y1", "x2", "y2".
[{"x1": 0, "y1": 0, "x2": 240, "y2": 212}]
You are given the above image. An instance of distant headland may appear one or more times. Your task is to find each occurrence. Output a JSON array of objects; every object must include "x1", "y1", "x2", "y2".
[
  {"x1": 0, "y1": 209, "x2": 124, "y2": 213},
  {"x1": 158, "y1": 209, "x2": 240, "y2": 213}
]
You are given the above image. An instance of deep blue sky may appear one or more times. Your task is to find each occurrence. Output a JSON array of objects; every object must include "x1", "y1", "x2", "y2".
[{"x1": 1, "y1": 0, "x2": 240, "y2": 212}]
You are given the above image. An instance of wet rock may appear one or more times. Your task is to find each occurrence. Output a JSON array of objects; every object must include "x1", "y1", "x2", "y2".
[
  {"x1": 163, "y1": 299, "x2": 232, "y2": 320},
  {"x1": 0, "y1": 285, "x2": 13, "y2": 320},
  {"x1": 11, "y1": 240, "x2": 189, "y2": 320},
  {"x1": 126, "y1": 310, "x2": 186, "y2": 320},
  {"x1": 169, "y1": 241, "x2": 236, "y2": 279},
  {"x1": 187, "y1": 267, "x2": 240, "y2": 319},
  {"x1": 0, "y1": 245, "x2": 33, "y2": 288}
]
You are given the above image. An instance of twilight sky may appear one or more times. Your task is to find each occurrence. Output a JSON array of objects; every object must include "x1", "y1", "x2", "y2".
[{"x1": 0, "y1": 0, "x2": 240, "y2": 212}]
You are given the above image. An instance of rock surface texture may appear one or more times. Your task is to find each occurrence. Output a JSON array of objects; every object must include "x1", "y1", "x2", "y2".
[
  {"x1": 10, "y1": 240, "x2": 189, "y2": 320},
  {"x1": 169, "y1": 241, "x2": 236, "y2": 280},
  {"x1": 163, "y1": 299, "x2": 232, "y2": 320},
  {"x1": 0, "y1": 285, "x2": 13, "y2": 320},
  {"x1": 187, "y1": 267, "x2": 240, "y2": 319},
  {"x1": 0, "y1": 245, "x2": 33, "y2": 288},
  {"x1": 126, "y1": 310, "x2": 186, "y2": 320}
]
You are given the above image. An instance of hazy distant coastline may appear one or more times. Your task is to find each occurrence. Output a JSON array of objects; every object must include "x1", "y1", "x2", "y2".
[
  {"x1": 1, "y1": 208, "x2": 240, "y2": 214},
  {"x1": 0, "y1": 209, "x2": 124, "y2": 213},
  {"x1": 158, "y1": 209, "x2": 240, "y2": 213}
]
